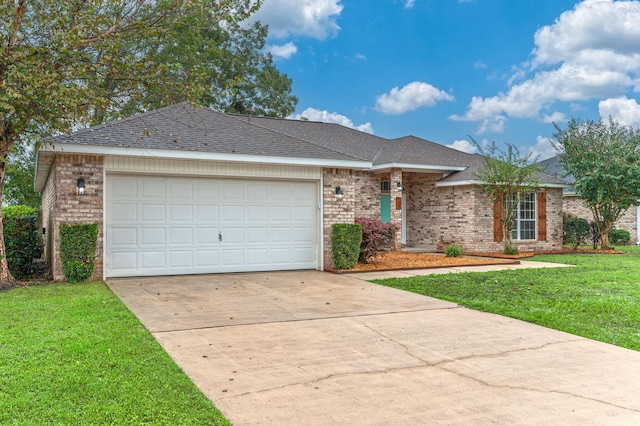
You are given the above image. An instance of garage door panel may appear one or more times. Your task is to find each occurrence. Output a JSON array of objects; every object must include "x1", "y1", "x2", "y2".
[
  {"x1": 197, "y1": 205, "x2": 219, "y2": 221},
  {"x1": 293, "y1": 226, "x2": 315, "y2": 242},
  {"x1": 170, "y1": 205, "x2": 193, "y2": 221},
  {"x1": 247, "y1": 248, "x2": 269, "y2": 265},
  {"x1": 222, "y1": 227, "x2": 244, "y2": 244},
  {"x1": 197, "y1": 250, "x2": 219, "y2": 267},
  {"x1": 142, "y1": 180, "x2": 166, "y2": 198},
  {"x1": 272, "y1": 206, "x2": 291, "y2": 221},
  {"x1": 169, "y1": 181, "x2": 193, "y2": 198},
  {"x1": 197, "y1": 227, "x2": 218, "y2": 244},
  {"x1": 270, "y1": 184, "x2": 291, "y2": 200},
  {"x1": 196, "y1": 181, "x2": 220, "y2": 199},
  {"x1": 222, "y1": 205, "x2": 244, "y2": 221},
  {"x1": 142, "y1": 228, "x2": 165, "y2": 245},
  {"x1": 170, "y1": 228, "x2": 193, "y2": 244},
  {"x1": 141, "y1": 251, "x2": 166, "y2": 269},
  {"x1": 222, "y1": 249, "x2": 244, "y2": 266},
  {"x1": 111, "y1": 227, "x2": 137, "y2": 246},
  {"x1": 112, "y1": 204, "x2": 137, "y2": 221},
  {"x1": 248, "y1": 183, "x2": 269, "y2": 200},
  {"x1": 169, "y1": 250, "x2": 193, "y2": 268},
  {"x1": 247, "y1": 227, "x2": 268, "y2": 243},
  {"x1": 106, "y1": 175, "x2": 318, "y2": 277},
  {"x1": 247, "y1": 205, "x2": 268, "y2": 221},
  {"x1": 293, "y1": 248, "x2": 315, "y2": 263},
  {"x1": 270, "y1": 248, "x2": 291, "y2": 264},
  {"x1": 223, "y1": 182, "x2": 244, "y2": 200},
  {"x1": 111, "y1": 252, "x2": 137, "y2": 270},
  {"x1": 142, "y1": 204, "x2": 166, "y2": 221}
]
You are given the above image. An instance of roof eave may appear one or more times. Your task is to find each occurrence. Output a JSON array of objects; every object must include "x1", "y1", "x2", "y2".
[
  {"x1": 371, "y1": 162, "x2": 467, "y2": 173},
  {"x1": 34, "y1": 144, "x2": 372, "y2": 192},
  {"x1": 435, "y1": 179, "x2": 572, "y2": 188}
]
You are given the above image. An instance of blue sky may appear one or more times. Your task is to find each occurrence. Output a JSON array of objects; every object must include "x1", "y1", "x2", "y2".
[{"x1": 248, "y1": 0, "x2": 640, "y2": 160}]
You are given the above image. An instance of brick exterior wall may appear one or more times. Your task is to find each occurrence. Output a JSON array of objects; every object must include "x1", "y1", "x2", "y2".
[
  {"x1": 564, "y1": 195, "x2": 638, "y2": 244},
  {"x1": 41, "y1": 154, "x2": 104, "y2": 281},
  {"x1": 322, "y1": 168, "x2": 380, "y2": 269},
  {"x1": 403, "y1": 172, "x2": 564, "y2": 252}
]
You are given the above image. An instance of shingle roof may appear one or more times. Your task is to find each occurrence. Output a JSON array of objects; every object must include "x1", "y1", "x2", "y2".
[
  {"x1": 40, "y1": 102, "x2": 570, "y2": 189},
  {"x1": 235, "y1": 115, "x2": 388, "y2": 162},
  {"x1": 46, "y1": 103, "x2": 364, "y2": 163},
  {"x1": 536, "y1": 155, "x2": 575, "y2": 183},
  {"x1": 375, "y1": 136, "x2": 474, "y2": 167}
]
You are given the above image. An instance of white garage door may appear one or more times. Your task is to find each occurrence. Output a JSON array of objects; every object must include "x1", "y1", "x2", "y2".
[{"x1": 105, "y1": 175, "x2": 318, "y2": 277}]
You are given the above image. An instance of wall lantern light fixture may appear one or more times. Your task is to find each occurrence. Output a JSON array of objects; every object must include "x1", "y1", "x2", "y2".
[
  {"x1": 77, "y1": 178, "x2": 86, "y2": 196},
  {"x1": 335, "y1": 186, "x2": 344, "y2": 200}
]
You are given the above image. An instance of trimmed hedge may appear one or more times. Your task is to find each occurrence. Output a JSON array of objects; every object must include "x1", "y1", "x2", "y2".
[
  {"x1": 563, "y1": 216, "x2": 590, "y2": 249},
  {"x1": 2, "y1": 205, "x2": 43, "y2": 279},
  {"x1": 331, "y1": 223, "x2": 362, "y2": 270},
  {"x1": 610, "y1": 229, "x2": 631, "y2": 246},
  {"x1": 60, "y1": 223, "x2": 99, "y2": 283}
]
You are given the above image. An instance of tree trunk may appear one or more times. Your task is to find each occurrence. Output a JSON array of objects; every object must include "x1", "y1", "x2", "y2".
[
  {"x1": 599, "y1": 221, "x2": 614, "y2": 250},
  {"x1": 0, "y1": 147, "x2": 16, "y2": 290}
]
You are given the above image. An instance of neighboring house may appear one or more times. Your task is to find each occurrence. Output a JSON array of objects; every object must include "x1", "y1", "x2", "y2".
[
  {"x1": 35, "y1": 103, "x2": 568, "y2": 281},
  {"x1": 537, "y1": 155, "x2": 639, "y2": 244}
]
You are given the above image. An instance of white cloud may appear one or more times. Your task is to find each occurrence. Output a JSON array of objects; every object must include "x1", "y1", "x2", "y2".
[
  {"x1": 527, "y1": 136, "x2": 556, "y2": 161},
  {"x1": 446, "y1": 140, "x2": 478, "y2": 154},
  {"x1": 248, "y1": 0, "x2": 343, "y2": 39},
  {"x1": 375, "y1": 81, "x2": 455, "y2": 115},
  {"x1": 355, "y1": 53, "x2": 367, "y2": 60},
  {"x1": 599, "y1": 96, "x2": 640, "y2": 127},
  {"x1": 452, "y1": 0, "x2": 640, "y2": 131},
  {"x1": 291, "y1": 107, "x2": 374, "y2": 134},
  {"x1": 266, "y1": 42, "x2": 298, "y2": 59},
  {"x1": 405, "y1": 0, "x2": 415, "y2": 8}
]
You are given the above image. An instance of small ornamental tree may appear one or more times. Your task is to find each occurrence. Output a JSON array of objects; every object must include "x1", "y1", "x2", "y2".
[
  {"x1": 554, "y1": 118, "x2": 640, "y2": 250},
  {"x1": 472, "y1": 138, "x2": 542, "y2": 254}
]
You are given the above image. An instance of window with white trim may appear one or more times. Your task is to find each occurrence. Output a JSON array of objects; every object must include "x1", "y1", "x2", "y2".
[{"x1": 506, "y1": 192, "x2": 537, "y2": 240}]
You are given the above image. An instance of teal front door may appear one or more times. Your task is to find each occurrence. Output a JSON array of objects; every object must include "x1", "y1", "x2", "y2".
[{"x1": 380, "y1": 194, "x2": 391, "y2": 223}]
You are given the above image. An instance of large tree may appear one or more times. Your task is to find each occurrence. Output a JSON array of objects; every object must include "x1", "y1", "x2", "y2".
[
  {"x1": 5, "y1": 142, "x2": 40, "y2": 208},
  {"x1": 472, "y1": 139, "x2": 542, "y2": 254},
  {"x1": 554, "y1": 118, "x2": 640, "y2": 250},
  {"x1": 1, "y1": 0, "x2": 274, "y2": 288}
]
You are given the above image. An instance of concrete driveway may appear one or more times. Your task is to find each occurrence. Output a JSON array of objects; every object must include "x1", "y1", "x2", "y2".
[{"x1": 107, "y1": 271, "x2": 640, "y2": 425}]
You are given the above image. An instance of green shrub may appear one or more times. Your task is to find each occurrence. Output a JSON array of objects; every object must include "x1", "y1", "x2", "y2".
[
  {"x1": 563, "y1": 216, "x2": 590, "y2": 249},
  {"x1": 60, "y1": 223, "x2": 99, "y2": 282},
  {"x1": 355, "y1": 217, "x2": 399, "y2": 263},
  {"x1": 445, "y1": 244, "x2": 463, "y2": 257},
  {"x1": 504, "y1": 244, "x2": 519, "y2": 255},
  {"x1": 610, "y1": 229, "x2": 631, "y2": 246},
  {"x1": 3, "y1": 205, "x2": 43, "y2": 279},
  {"x1": 331, "y1": 224, "x2": 362, "y2": 270}
]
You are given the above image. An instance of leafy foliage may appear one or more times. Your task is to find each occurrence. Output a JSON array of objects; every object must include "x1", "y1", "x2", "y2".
[
  {"x1": 445, "y1": 244, "x2": 463, "y2": 258},
  {"x1": 60, "y1": 223, "x2": 99, "y2": 283},
  {"x1": 554, "y1": 118, "x2": 640, "y2": 249},
  {"x1": 355, "y1": 217, "x2": 399, "y2": 263},
  {"x1": 610, "y1": 229, "x2": 631, "y2": 246},
  {"x1": 2, "y1": 205, "x2": 42, "y2": 279},
  {"x1": 331, "y1": 224, "x2": 362, "y2": 270},
  {"x1": 5, "y1": 142, "x2": 40, "y2": 208},
  {"x1": 0, "y1": 0, "x2": 275, "y2": 287},
  {"x1": 471, "y1": 138, "x2": 541, "y2": 254},
  {"x1": 563, "y1": 216, "x2": 590, "y2": 249}
]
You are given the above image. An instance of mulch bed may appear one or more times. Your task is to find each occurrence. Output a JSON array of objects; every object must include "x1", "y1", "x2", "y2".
[{"x1": 329, "y1": 251, "x2": 519, "y2": 273}]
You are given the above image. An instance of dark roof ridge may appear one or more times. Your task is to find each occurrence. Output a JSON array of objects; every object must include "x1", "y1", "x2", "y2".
[{"x1": 227, "y1": 113, "x2": 377, "y2": 162}]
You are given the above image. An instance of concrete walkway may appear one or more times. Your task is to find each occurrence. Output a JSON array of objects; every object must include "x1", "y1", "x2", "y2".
[
  {"x1": 341, "y1": 259, "x2": 573, "y2": 280},
  {"x1": 107, "y1": 268, "x2": 640, "y2": 425}
]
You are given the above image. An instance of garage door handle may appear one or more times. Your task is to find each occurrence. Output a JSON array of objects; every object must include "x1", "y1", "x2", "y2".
[{"x1": 219, "y1": 232, "x2": 222, "y2": 242}]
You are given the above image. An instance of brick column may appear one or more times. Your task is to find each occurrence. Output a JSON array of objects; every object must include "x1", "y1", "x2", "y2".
[
  {"x1": 322, "y1": 168, "x2": 356, "y2": 269},
  {"x1": 389, "y1": 168, "x2": 403, "y2": 251}
]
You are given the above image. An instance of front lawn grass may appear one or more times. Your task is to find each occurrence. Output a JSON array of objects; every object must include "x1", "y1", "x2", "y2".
[
  {"x1": 0, "y1": 281, "x2": 230, "y2": 425},
  {"x1": 373, "y1": 246, "x2": 640, "y2": 351}
]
